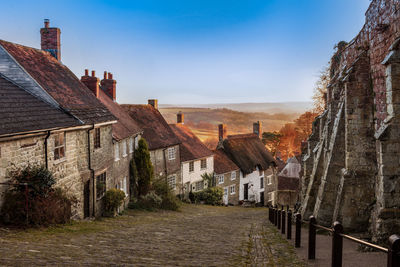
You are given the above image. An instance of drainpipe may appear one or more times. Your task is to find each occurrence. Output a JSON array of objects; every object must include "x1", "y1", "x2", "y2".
[
  {"x1": 87, "y1": 124, "x2": 95, "y2": 217},
  {"x1": 44, "y1": 131, "x2": 51, "y2": 169}
]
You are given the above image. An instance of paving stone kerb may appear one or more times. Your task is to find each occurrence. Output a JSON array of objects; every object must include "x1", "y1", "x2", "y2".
[{"x1": 0, "y1": 205, "x2": 305, "y2": 266}]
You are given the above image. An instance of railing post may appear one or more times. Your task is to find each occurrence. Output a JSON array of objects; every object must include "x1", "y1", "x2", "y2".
[
  {"x1": 274, "y1": 208, "x2": 278, "y2": 226},
  {"x1": 287, "y1": 210, "x2": 292, "y2": 240},
  {"x1": 278, "y1": 208, "x2": 282, "y2": 229},
  {"x1": 332, "y1": 221, "x2": 343, "y2": 267},
  {"x1": 388, "y1": 234, "x2": 400, "y2": 267},
  {"x1": 295, "y1": 213, "x2": 301, "y2": 248},
  {"x1": 308, "y1": 216, "x2": 316, "y2": 260},
  {"x1": 282, "y1": 209, "x2": 286, "y2": 234}
]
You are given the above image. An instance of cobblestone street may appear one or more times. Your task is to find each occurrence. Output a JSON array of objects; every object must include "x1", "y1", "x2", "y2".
[{"x1": 0, "y1": 205, "x2": 305, "y2": 266}]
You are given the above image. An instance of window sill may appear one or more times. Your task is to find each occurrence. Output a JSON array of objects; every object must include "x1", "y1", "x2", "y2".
[
  {"x1": 53, "y1": 157, "x2": 67, "y2": 165},
  {"x1": 115, "y1": 158, "x2": 120, "y2": 162},
  {"x1": 122, "y1": 154, "x2": 127, "y2": 158}
]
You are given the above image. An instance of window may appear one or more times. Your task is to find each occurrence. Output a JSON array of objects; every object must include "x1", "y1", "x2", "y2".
[
  {"x1": 267, "y1": 175, "x2": 273, "y2": 185},
  {"x1": 217, "y1": 175, "x2": 224, "y2": 184},
  {"x1": 230, "y1": 185, "x2": 236, "y2": 195},
  {"x1": 122, "y1": 140, "x2": 127, "y2": 157},
  {"x1": 54, "y1": 132, "x2": 65, "y2": 160},
  {"x1": 129, "y1": 137, "x2": 133, "y2": 154},
  {"x1": 231, "y1": 171, "x2": 236, "y2": 180},
  {"x1": 201, "y1": 159, "x2": 207, "y2": 169},
  {"x1": 168, "y1": 147, "x2": 176, "y2": 160},
  {"x1": 260, "y1": 177, "x2": 264, "y2": 189},
  {"x1": 114, "y1": 143, "x2": 120, "y2": 161},
  {"x1": 167, "y1": 175, "x2": 176, "y2": 190},
  {"x1": 94, "y1": 128, "x2": 101, "y2": 149},
  {"x1": 96, "y1": 172, "x2": 106, "y2": 199},
  {"x1": 189, "y1": 161, "x2": 194, "y2": 172},
  {"x1": 195, "y1": 181, "x2": 204, "y2": 191},
  {"x1": 134, "y1": 136, "x2": 139, "y2": 149}
]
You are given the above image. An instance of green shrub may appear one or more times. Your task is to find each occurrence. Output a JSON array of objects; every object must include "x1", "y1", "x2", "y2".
[
  {"x1": 1, "y1": 165, "x2": 75, "y2": 226},
  {"x1": 129, "y1": 192, "x2": 162, "y2": 211},
  {"x1": 160, "y1": 193, "x2": 180, "y2": 211},
  {"x1": 152, "y1": 178, "x2": 180, "y2": 211},
  {"x1": 104, "y1": 188, "x2": 126, "y2": 216},
  {"x1": 193, "y1": 187, "x2": 223, "y2": 205}
]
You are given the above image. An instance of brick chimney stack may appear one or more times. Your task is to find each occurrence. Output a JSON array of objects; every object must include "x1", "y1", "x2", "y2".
[
  {"x1": 253, "y1": 121, "x2": 262, "y2": 139},
  {"x1": 40, "y1": 19, "x2": 61, "y2": 61},
  {"x1": 218, "y1": 124, "x2": 227, "y2": 141},
  {"x1": 100, "y1": 71, "x2": 117, "y2": 101},
  {"x1": 81, "y1": 69, "x2": 100, "y2": 98},
  {"x1": 148, "y1": 99, "x2": 158, "y2": 110},
  {"x1": 177, "y1": 112, "x2": 184, "y2": 124}
]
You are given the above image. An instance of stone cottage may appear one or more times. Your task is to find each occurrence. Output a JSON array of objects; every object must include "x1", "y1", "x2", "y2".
[
  {"x1": 213, "y1": 149, "x2": 240, "y2": 205},
  {"x1": 216, "y1": 122, "x2": 276, "y2": 205},
  {"x1": 82, "y1": 70, "x2": 143, "y2": 205},
  {"x1": 266, "y1": 156, "x2": 301, "y2": 207},
  {"x1": 0, "y1": 20, "x2": 116, "y2": 218},
  {"x1": 169, "y1": 113, "x2": 214, "y2": 196},
  {"x1": 122, "y1": 101, "x2": 182, "y2": 195},
  {"x1": 300, "y1": 0, "x2": 400, "y2": 242}
]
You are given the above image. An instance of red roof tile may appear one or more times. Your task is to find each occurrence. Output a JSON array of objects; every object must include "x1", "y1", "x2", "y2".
[
  {"x1": 169, "y1": 123, "x2": 213, "y2": 162},
  {"x1": 213, "y1": 149, "x2": 239, "y2": 174},
  {"x1": 0, "y1": 40, "x2": 115, "y2": 124},
  {"x1": 121, "y1": 104, "x2": 180, "y2": 150},
  {"x1": 97, "y1": 88, "x2": 142, "y2": 141}
]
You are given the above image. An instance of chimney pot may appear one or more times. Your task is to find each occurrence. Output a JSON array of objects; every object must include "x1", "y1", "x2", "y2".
[
  {"x1": 177, "y1": 112, "x2": 184, "y2": 124},
  {"x1": 44, "y1": 19, "x2": 50, "y2": 28},
  {"x1": 85, "y1": 69, "x2": 89, "y2": 76},
  {"x1": 108, "y1": 73, "x2": 113, "y2": 79},
  {"x1": 253, "y1": 121, "x2": 262, "y2": 139},
  {"x1": 91, "y1": 70, "x2": 95, "y2": 77},
  {"x1": 148, "y1": 99, "x2": 158, "y2": 110},
  {"x1": 103, "y1": 71, "x2": 107, "y2": 79},
  {"x1": 218, "y1": 124, "x2": 227, "y2": 141}
]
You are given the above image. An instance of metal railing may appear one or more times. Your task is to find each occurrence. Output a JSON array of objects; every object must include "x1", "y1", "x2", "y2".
[{"x1": 268, "y1": 206, "x2": 400, "y2": 267}]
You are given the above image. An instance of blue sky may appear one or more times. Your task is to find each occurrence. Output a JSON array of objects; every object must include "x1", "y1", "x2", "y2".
[{"x1": 0, "y1": 0, "x2": 370, "y2": 104}]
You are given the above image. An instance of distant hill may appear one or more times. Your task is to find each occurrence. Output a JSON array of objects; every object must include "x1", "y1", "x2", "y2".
[{"x1": 159, "y1": 102, "x2": 312, "y2": 114}]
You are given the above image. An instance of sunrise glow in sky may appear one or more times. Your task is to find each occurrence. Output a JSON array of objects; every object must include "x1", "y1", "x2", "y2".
[{"x1": 0, "y1": 0, "x2": 371, "y2": 104}]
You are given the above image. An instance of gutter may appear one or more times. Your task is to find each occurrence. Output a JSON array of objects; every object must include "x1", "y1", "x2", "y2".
[
  {"x1": 44, "y1": 131, "x2": 51, "y2": 169},
  {"x1": 87, "y1": 124, "x2": 95, "y2": 217}
]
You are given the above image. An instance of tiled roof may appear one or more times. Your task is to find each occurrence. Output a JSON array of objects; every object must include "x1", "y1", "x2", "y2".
[
  {"x1": 213, "y1": 149, "x2": 239, "y2": 174},
  {"x1": 121, "y1": 104, "x2": 180, "y2": 150},
  {"x1": 221, "y1": 133, "x2": 276, "y2": 175},
  {"x1": 97, "y1": 88, "x2": 142, "y2": 141},
  {"x1": 169, "y1": 123, "x2": 213, "y2": 162},
  {"x1": 0, "y1": 40, "x2": 115, "y2": 124},
  {"x1": 0, "y1": 75, "x2": 80, "y2": 135}
]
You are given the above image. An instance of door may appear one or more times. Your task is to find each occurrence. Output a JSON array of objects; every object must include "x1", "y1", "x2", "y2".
[
  {"x1": 244, "y1": 183, "x2": 249, "y2": 200},
  {"x1": 223, "y1": 187, "x2": 228, "y2": 205},
  {"x1": 84, "y1": 180, "x2": 90, "y2": 218},
  {"x1": 260, "y1": 192, "x2": 265, "y2": 206}
]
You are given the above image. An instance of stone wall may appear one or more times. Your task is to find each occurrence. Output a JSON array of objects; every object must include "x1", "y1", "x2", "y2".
[
  {"x1": 301, "y1": 0, "x2": 400, "y2": 241},
  {"x1": 215, "y1": 170, "x2": 240, "y2": 205}
]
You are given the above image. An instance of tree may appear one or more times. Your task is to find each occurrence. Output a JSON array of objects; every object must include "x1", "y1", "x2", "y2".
[
  {"x1": 134, "y1": 138, "x2": 154, "y2": 197},
  {"x1": 129, "y1": 158, "x2": 139, "y2": 199},
  {"x1": 201, "y1": 172, "x2": 215, "y2": 188},
  {"x1": 312, "y1": 66, "x2": 330, "y2": 114},
  {"x1": 262, "y1": 132, "x2": 282, "y2": 156}
]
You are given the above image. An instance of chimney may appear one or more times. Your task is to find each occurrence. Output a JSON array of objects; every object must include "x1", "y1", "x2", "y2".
[
  {"x1": 177, "y1": 112, "x2": 184, "y2": 124},
  {"x1": 253, "y1": 121, "x2": 262, "y2": 139},
  {"x1": 218, "y1": 124, "x2": 227, "y2": 141},
  {"x1": 148, "y1": 99, "x2": 158, "y2": 109},
  {"x1": 100, "y1": 71, "x2": 117, "y2": 101},
  {"x1": 81, "y1": 69, "x2": 100, "y2": 98},
  {"x1": 40, "y1": 19, "x2": 61, "y2": 61}
]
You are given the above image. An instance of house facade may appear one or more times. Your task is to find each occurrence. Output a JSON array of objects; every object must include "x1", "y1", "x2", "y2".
[
  {"x1": 216, "y1": 122, "x2": 276, "y2": 206},
  {"x1": 266, "y1": 156, "x2": 301, "y2": 207},
  {"x1": 213, "y1": 149, "x2": 240, "y2": 205},
  {"x1": 82, "y1": 70, "x2": 143, "y2": 205},
  {"x1": 122, "y1": 101, "x2": 182, "y2": 195},
  {"x1": 0, "y1": 20, "x2": 117, "y2": 218},
  {"x1": 169, "y1": 113, "x2": 214, "y2": 196}
]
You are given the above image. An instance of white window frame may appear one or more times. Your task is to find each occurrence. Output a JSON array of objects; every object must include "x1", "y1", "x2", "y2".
[
  {"x1": 195, "y1": 181, "x2": 204, "y2": 191},
  {"x1": 122, "y1": 140, "x2": 127, "y2": 157},
  {"x1": 114, "y1": 143, "x2": 120, "y2": 161},
  {"x1": 168, "y1": 147, "x2": 176, "y2": 160},
  {"x1": 129, "y1": 137, "x2": 133, "y2": 154},
  {"x1": 167, "y1": 175, "x2": 177, "y2": 190},
  {"x1": 231, "y1": 171, "x2": 236, "y2": 180},
  {"x1": 189, "y1": 161, "x2": 194, "y2": 172},
  {"x1": 267, "y1": 175, "x2": 273, "y2": 185},
  {"x1": 230, "y1": 185, "x2": 236, "y2": 195},
  {"x1": 217, "y1": 175, "x2": 224, "y2": 184}
]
